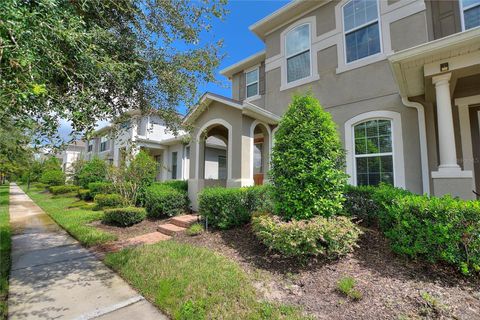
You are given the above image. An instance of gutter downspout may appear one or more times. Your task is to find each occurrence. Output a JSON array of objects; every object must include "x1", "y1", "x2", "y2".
[{"x1": 402, "y1": 97, "x2": 430, "y2": 195}]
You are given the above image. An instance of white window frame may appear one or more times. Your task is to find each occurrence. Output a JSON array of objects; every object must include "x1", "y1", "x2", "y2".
[
  {"x1": 99, "y1": 136, "x2": 108, "y2": 152},
  {"x1": 87, "y1": 142, "x2": 93, "y2": 153},
  {"x1": 460, "y1": 0, "x2": 480, "y2": 31},
  {"x1": 342, "y1": 0, "x2": 383, "y2": 65},
  {"x1": 171, "y1": 151, "x2": 178, "y2": 180},
  {"x1": 285, "y1": 23, "x2": 312, "y2": 84},
  {"x1": 279, "y1": 16, "x2": 319, "y2": 91},
  {"x1": 344, "y1": 111, "x2": 405, "y2": 188},
  {"x1": 245, "y1": 66, "x2": 260, "y2": 100}
]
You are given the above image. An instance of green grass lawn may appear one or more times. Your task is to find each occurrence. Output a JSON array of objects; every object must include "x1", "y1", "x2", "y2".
[
  {"x1": 105, "y1": 241, "x2": 309, "y2": 320},
  {"x1": 22, "y1": 186, "x2": 116, "y2": 246},
  {"x1": 0, "y1": 184, "x2": 10, "y2": 320}
]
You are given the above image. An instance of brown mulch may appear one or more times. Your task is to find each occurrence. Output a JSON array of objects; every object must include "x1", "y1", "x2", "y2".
[
  {"x1": 175, "y1": 226, "x2": 480, "y2": 320},
  {"x1": 91, "y1": 218, "x2": 163, "y2": 241}
]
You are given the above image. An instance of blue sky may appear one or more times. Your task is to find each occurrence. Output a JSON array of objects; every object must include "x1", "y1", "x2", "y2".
[
  {"x1": 196, "y1": 0, "x2": 288, "y2": 103},
  {"x1": 58, "y1": 0, "x2": 288, "y2": 139}
]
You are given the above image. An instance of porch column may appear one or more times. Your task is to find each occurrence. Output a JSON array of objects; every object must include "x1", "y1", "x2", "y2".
[{"x1": 432, "y1": 73, "x2": 460, "y2": 172}]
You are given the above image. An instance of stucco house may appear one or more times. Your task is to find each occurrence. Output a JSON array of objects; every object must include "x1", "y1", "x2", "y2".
[
  {"x1": 87, "y1": 0, "x2": 479, "y2": 210},
  {"x1": 181, "y1": 0, "x2": 480, "y2": 209}
]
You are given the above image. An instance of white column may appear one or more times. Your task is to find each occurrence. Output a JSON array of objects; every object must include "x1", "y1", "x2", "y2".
[{"x1": 432, "y1": 73, "x2": 460, "y2": 172}]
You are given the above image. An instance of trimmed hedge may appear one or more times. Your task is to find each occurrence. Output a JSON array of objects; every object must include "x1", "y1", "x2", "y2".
[
  {"x1": 160, "y1": 180, "x2": 188, "y2": 192},
  {"x1": 88, "y1": 182, "x2": 113, "y2": 198},
  {"x1": 198, "y1": 185, "x2": 272, "y2": 230},
  {"x1": 102, "y1": 207, "x2": 146, "y2": 227},
  {"x1": 144, "y1": 184, "x2": 187, "y2": 218},
  {"x1": 49, "y1": 185, "x2": 80, "y2": 195},
  {"x1": 345, "y1": 184, "x2": 480, "y2": 275},
  {"x1": 78, "y1": 189, "x2": 92, "y2": 201},
  {"x1": 252, "y1": 213, "x2": 361, "y2": 258},
  {"x1": 94, "y1": 193, "x2": 125, "y2": 210},
  {"x1": 31, "y1": 182, "x2": 47, "y2": 190}
]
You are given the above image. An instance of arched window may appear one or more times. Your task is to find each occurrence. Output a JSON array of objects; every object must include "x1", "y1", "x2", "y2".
[
  {"x1": 343, "y1": 0, "x2": 381, "y2": 63},
  {"x1": 353, "y1": 119, "x2": 393, "y2": 186},
  {"x1": 285, "y1": 24, "x2": 311, "y2": 83}
]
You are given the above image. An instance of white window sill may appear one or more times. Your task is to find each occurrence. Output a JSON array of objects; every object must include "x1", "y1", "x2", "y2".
[
  {"x1": 280, "y1": 74, "x2": 320, "y2": 91},
  {"x1": 336, "y1": 53, "x2": 388, "y2": 74},
  {"x1": 245, "y1": 94, "x2": 261, "y2": 102}
]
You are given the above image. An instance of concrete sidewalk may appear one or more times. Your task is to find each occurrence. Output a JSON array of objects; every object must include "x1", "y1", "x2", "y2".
[{"x1": 7, "y1": 184, "x2": 167, "y2": 320}]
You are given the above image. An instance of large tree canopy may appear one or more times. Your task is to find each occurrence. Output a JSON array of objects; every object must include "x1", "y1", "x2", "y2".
[{"x1": 0, "y1": 0, "x2": 227, "y2": 142}]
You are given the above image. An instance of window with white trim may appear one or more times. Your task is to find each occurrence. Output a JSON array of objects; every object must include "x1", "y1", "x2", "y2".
[
  {"x1": 461, "y1": 0, "x2": 480, "y2": 30},
  {"x1": 343, "y1": 0, "x2": 381, "y2": 63},
  {"x1": 245, "y1": 68, "x2": 259, "y2": 98},
  {"x1": 285, "y1": 24, "x2": 311, "y2": 83},
  {"x1": 171, "y1": 152, "x2": 178, "y2": 179},
  {"x1": 354, "y1": 119, "x2": 394, "y2": 186},
  {"x1": 100, "y1": 136, "x2": 108, "y2": 152},
  {"x1": 87, "y1": 142, "x2": 93, "y2": 152},
  {"x1": 218, "y1": 155, "x2": 227, "y2": 179}
]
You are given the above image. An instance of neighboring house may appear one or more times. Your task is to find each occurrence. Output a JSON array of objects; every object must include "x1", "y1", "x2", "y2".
[
  {"x1": 88, "y1": 111, "x2": 228, "y2": 182},
  {"x1": 181, "y1": 0, "x2": 480, "y2": 209},
  {"x1": 55, "y1": 140, "x2": 86, "y2": 177}
]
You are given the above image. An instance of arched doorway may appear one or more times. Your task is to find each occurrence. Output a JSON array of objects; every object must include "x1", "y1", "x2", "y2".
[{"x1": 251, "y1": 122, "x2": 271, "y2": 185}]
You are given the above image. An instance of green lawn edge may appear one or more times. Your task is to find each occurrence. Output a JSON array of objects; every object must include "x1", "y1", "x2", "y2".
[
  {"x1": 20, "y1": 186, "x2": 116, "y2": 247},
  {"x1": 0, "y1": 185, "x2": 11, "y2": 320}
]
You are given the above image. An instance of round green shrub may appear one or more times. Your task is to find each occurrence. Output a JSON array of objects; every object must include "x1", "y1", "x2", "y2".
[
  {"x1": 102, "y1": 207, "x2": 146, "y2": 227},
  {"x1": 144, "y1": 184, "x2": 187, "y2": 218},
  {"x1": 252, "y1": 213, "x2": 361, "y2": 258},
  {"x1": 78, "y1": 189, "x2": 92, "y2": 201},
  {"x1": 77, "y1": 157, "x2": 108, "y2": 188},
  {"x1": 94, "y1": 193, "x2": 125, "y2": 209},
  {"x1": 269, "y1": 94, "x2": 347, "y2": 220},
  {"x1": 87, "y1": 181, "x2": 113, "y2": 198},
  {"x1": 40, "y1": 170, "x2": 65, "y2": 186}
]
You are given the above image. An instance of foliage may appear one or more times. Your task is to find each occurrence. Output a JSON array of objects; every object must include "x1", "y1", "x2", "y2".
[
  {"x1": 198, "y1": 185, "x2": 271, "y2": 230},
  {"x1": 0, "y1": 123, "x2": 33, "y2": 184},
  {"x1": 102, "y1": 207, "x2": 146, "y2": 227},
  {"x1": 343, "y1": 185, "x2": 379, "y2": 226},
  {"x1": 144, "y1": 184, "x2": 187, "y2": 218},
  {"x1": 0, "y1": 186, "x2": 11, "y2": 319},
  {"x1": 160, "y1": 180, "x2": 188, "y2": 192},
  {"x1": 104, "y1": 241, "x2": 308, "y2": 320},
  {"x1": 40, "y1": 169, "x2": 65, "y2": 186},
  {"x1": 94, "y1": 193, "x2": 125, "y2": 210},
  {"x1": 1, "y1": 0, "x2": 226, "y2": 141},
  {"x1": 252, "y1": 213, "x2": 361, "y2": 258},
  {"x1": 31, "y1": 182, "x2": 47, "y2": 190},
  {"x1": 345, "y1": 184, "x2": 480, "y2": 275},
  {"x1": 76, "y1": 158, "x2": 108, "y2": 188},
  {"x1": 186, "y1": 223, "x2": 204, "y2": 236},
  {"x1": 49, "y1": 185, "x2": 80, "y2": 195},
  {"x1": 78, "y1": 189, "x2": 92, "y2": 201},
  {"x1": 108, "y1": 151, "x2": 157, "y2": 206},
  {"x1": 337, "y1": 277, "x2": 362, "y2": 300},
  {"x1": 24, "y1": 187, "x2": 116, "y2": 246},
  {"x1": 269, "y1": 94, "x2": 347, "y2": 220},
  {"x1": 87, "y1": 182, "x2": 113, "y2": 198}
]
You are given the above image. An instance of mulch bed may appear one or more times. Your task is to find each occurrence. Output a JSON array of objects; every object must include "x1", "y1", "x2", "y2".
[
  {"x1": 175, "y1": 226, "x2": 480, "y2": 320},
  {"x1": 91, "y1": 218, "x2": 163, "y2": 241}
]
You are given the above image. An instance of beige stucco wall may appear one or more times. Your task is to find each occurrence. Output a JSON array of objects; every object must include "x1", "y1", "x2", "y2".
[{"x1": 390, "y1": 11, "x2": 429, "y2": 51}]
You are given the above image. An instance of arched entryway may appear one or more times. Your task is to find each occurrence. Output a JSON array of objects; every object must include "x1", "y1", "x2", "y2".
[
  {"x1": 250, "y1": 121, "x2": 271, "y2": 185},
  {"x1": 195, "y1": 119, "x2": 232, "y2": 188}
]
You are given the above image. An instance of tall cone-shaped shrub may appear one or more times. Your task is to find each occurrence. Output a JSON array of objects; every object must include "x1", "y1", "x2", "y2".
[{"x1": 270, "y1": 94, "x2": 346, "y2": 220}]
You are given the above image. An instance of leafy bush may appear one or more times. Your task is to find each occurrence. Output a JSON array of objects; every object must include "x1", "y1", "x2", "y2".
[
  {"x1": 144, "y1": 184, "x2": 187, "y2": 218},
  {"x1": 199, "y1": 185, "x2": 271, "y2": 230},
  {"x1": 31, "y1": 182, "x2": 47, "y2": 189},
  {"x1": 40, "y1": 169, "x2": 65, "y2": 186},
  {"x1": 160, "y1": 180, "x2": 188, "y2": 192},
  {"x1": 102, "y1": 207, "x2": 146, "y2": 227},
  {"x1": 381, "y1": 194, "x2": 480, "y2": 275},
  {"x1": 49, "y1": 185, "x2": 80, "y2": 195},
  {"x1": 77, "y1": 157, "x2": 108, "y2": 188},
  {"x1": 78, "y1": 189, "x2": 92, "y2": 201},
  {"x1": 94, "y1": 193, "x2": 125, "y2": 210},
  {"x1": 269, "y1": 94, "x2": 347, "y2": 220},
  {"x1": 252, "y1": 213, "x2": 361, "y2": 258},
  {"x1": 186, "y1": 223, "x2": 204, "y2": 236},
  {"x1": 88, "y1": 181, "x2": 113, "y2": 198}
]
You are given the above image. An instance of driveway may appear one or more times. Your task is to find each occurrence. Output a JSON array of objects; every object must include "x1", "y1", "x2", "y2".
[{"x1": 7, "y1": 184, "x2": 167, "y2": 320}]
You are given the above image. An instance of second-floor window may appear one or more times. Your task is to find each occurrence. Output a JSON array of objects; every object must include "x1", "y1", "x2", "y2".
[
  {"x1": 343, "y1": 0, "x2": 381, "y2": 63},
  {"x1": 245, "y1": 68, "x2": 259, "y2": 98},
  {"x1": 100, "y1": 137, "x2": 108, "y2": 152},
  {"x1": 461, "y1": 0, "x2": 480, "y2": 30},
  {"x1": 286, "y1": 24, "x2": 311, "y2": 83}
]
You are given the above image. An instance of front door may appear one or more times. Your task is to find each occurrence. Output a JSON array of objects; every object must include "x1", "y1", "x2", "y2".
[{"x1": 253, "y1": 140, "x2": 264, "y2": 185}]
